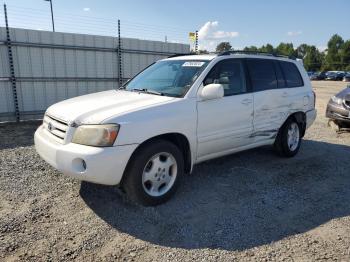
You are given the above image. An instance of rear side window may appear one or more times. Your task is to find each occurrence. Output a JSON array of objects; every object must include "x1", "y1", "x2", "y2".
[
  {"x1": 246, "y1": 59, "x2": 277, "y2": 92},
  {"x1": 279, "y1": 61, "x2": 304, "y2": 87},
  {"x1": 274, "y1": 61, "x2": 287, "y2": 88}
]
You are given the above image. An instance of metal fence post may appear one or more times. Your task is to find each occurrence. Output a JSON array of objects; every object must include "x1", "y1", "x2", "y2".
[
  {"x1": 118, "y1": 19, "x2": 123, "y2": 87},
  {"x1": 4, "y1": 4, "x2": 20, "y2": 122},
  {"x1": 195, "y1": 30, "x2": 198, "y2": 53}
]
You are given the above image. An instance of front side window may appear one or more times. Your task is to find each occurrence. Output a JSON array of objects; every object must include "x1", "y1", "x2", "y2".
[
  {"x1": 246, "y1": 59, "x2": 277, "y2": 92},
  {"x1": 203, "y1": 59, "x2": 246, "y2": 96},
  {"x1": 279, "y1": 61, "x2": 304, "y2": 87},
  {"x1": 125, "y1": 60, "x2": 209, "y2": 97}
]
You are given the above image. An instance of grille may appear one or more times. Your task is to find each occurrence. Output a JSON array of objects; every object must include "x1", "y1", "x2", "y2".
[{"x1": 43, "y1": 114, "x2": 69, "y2": 142}]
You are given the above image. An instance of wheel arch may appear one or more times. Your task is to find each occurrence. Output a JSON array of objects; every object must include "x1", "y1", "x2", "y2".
[
  {"x1": 284, "y1": 111, "x2": 307, "y2": 137},
  {"x1": 120, "y1": 132, "x2": 192, "y2": 186}
]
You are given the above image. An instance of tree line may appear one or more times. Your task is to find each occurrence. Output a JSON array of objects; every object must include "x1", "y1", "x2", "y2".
[{"x1": 200, "y1": 34, "x2": 350, "y2": 72}]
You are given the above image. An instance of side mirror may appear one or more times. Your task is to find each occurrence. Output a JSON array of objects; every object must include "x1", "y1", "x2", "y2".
[{"x1": 200, "y1": 84, "x2": 224, "y2": 101}]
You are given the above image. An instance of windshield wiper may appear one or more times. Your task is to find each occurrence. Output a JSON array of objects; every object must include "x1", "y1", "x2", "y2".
[{"x1": 131, "y1": 88, "x2": 164, "y2": 96}]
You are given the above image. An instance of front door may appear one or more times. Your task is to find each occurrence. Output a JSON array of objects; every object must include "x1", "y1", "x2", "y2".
[{"x1": 196, "y1": 59, "x2": 254, "y2": 159}]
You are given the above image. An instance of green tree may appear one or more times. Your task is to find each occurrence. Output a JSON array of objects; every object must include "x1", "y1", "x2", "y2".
[
  {"x1": 259, "y1": 44, "x2": 274, "y2": 54},
  {"x1": 301, "y1": 45, "x2": 323, "y2": 71},
  {"x1": 324, "y1": 34, "x2": 344, "y2": 70},
  {"x1": 296, "y1": 44, "x2": 309, "y2": 59},
  {"x1": 215, "y1": 42, "x2": 232, "y2": 52},
  {"x1": 243, "y1": 46, "x2": 258, "y2": 52},
  {"x1": 275, "y1": 43, "x2": 296, "y2": 57},
  {"x1": 340, "y1": 40, "x2": 350, "y2": 70},
  {"x1": 216, "y1": 34, "x2": 350, "y2": 71}
]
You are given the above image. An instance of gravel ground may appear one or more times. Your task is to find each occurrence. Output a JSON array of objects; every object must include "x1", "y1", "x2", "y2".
[{"x1": 1, "y1": 81, "x2": 350, "y2": 261}]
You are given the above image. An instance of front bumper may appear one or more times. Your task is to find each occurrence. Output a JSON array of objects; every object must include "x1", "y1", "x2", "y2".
[
  {"x1": 326, "y1": 102, "x2": 350, "y2": 123},
  {"x1": 34, "y1": 125, "x2": 138, "y2": 185}
]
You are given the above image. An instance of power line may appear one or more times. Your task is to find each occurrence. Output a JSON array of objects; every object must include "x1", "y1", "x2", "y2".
[
  {"x1": 6, "y1": 5, "x2": 191, "y2": 34},
  {"x1": 3, "y1": 5, "x2": 191, "y2": 44}
]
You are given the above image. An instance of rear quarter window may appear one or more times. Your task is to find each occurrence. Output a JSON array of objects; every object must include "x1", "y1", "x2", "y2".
[
  {"x1": 279, "y1": 61, "x2": 304, "y2": 87},
  {"x1": 273, "y1": 61, "x2": 287, "y2": 88}
]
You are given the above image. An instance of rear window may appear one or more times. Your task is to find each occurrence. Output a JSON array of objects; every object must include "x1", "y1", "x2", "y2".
[
  {"x1": 279, "y1": 61, "x2": 304, "y2": 87},
  {"x1": 246, "y1": 59, "x2": 277, "y2": 92}
]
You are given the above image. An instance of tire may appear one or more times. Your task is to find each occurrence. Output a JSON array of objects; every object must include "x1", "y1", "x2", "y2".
[
  {"x1": 274, "y1": 118, "x2": 302, "y2": 157},
  {"x1": 122, "y1": 139, "x2": 184, "y2": 206}
]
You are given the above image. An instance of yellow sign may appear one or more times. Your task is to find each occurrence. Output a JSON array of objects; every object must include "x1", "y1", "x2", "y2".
[{"x1": 189, "y1": 32, "x2": 196, "y2": 41}]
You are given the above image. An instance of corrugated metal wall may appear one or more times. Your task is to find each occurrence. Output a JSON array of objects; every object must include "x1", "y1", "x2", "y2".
[{"x1": 0, "y1": 27, "x2": 190, "y2": 122}]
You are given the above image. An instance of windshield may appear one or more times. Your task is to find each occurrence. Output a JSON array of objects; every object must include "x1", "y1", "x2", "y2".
[{"x1": 124, "y1": 60, "x2": 209, "y2": 97}]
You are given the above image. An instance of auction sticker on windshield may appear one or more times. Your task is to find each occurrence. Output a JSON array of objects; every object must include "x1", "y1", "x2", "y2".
[{"x1": 182, "y1": 61, "x2": 205, "y2": 67}]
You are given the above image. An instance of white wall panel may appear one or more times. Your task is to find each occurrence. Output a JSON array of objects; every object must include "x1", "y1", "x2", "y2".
[{"x1": 0, "y1": 82, "x2": 14, "y2": 113}]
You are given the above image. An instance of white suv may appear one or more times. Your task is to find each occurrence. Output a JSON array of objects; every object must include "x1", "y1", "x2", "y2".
[{"x1": 35, "y1": 51, "x2": 317, "y2": 206}]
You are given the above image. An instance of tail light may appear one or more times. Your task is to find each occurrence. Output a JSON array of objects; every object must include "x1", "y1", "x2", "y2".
[{"x1": 312, "y1": 90, "x2": 316, "y2": 108}]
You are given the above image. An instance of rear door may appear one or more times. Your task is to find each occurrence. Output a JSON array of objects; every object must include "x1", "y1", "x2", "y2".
[{"x1": 246, "y1": 58, "x2": 287, "y2": 141}]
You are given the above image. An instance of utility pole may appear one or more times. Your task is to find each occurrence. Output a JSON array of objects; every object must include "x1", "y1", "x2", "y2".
[{"x1": 44, "y1": 0, "x2": 55, "y2": 32}]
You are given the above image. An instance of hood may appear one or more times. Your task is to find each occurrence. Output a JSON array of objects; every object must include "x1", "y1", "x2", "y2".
[
  {"x1": 336, "y1": 86, "x2": 350, "y2": 99},
  {"x1": 46, "y1": 90, "x2": 176, "y2": 124}
]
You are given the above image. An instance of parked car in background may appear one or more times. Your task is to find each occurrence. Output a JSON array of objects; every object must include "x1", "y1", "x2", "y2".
[
  {"x1": 326, "y1": 71, "x2": 345, "y2": 81},
  {"x1": 343, "y1": 73, "x2": 350, "y2": 82},
  {"x1": 310, "y1": 71, "x2": 327, "y2": 80},
  {"x1": 307, "y1": 71, "x2": 315, "y2": 77},
  {"x1": 34, "y1": 52, "x2": 317, "y2": 206},
  {"x1": 310, "y1": 74, "x2": 317, "y2": 80},
  {"x1": 326, "y1": 84, "x2": 350, "y2": 128}
]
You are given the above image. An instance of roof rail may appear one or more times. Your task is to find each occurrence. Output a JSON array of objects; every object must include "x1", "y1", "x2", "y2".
[
  {"x1": 168, "y1": 53, "x2": 193, "y2": 58},
  {"x1": 218, "y1": 50, "x2": 296, "y2": 60}
]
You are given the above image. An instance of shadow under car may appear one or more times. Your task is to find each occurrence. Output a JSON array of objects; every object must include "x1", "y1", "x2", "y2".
[{"x1": 80, "y1": 139, "x2": 350, "y2": 251}]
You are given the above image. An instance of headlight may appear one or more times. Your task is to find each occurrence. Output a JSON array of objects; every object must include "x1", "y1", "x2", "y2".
[
  {"x1": 72, "y1": 124, "x2": 119, "y2": 147},
  {"x1": 331, "y1": 96, "x2": 342, "y2": 105}
]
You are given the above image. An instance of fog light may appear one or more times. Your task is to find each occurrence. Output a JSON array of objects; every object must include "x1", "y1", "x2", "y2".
[{"x1": 72, "y1": 158, "x2": 87, "y2": 173}]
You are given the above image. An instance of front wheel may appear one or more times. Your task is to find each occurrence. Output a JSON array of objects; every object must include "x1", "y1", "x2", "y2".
[
  {"x1": 122, "y1": 139, "x2": 184, "y2": 206},
  {"x1": 274, "y1": 118, "x2": 301, "y2": 157}
]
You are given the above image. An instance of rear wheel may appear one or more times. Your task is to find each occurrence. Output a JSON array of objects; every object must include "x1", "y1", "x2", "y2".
[
  {"x1": 122, "y1": 139, "x2": 184, "y2": 206},
  {"x1": 274, "y1": 118, "x2": 301, "y2": 157}
]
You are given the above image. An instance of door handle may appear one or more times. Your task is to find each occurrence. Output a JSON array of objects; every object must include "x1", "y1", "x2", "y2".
[
  {"x1": 241, "y1": 99, "x2": 252, "y2": 105},
  {"x1": 281, "y1": 92, "x2": 288, "y2": 97}
]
